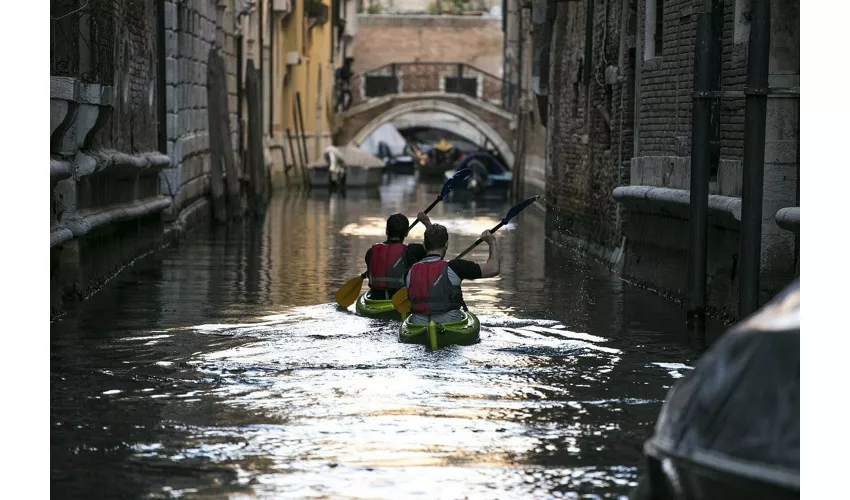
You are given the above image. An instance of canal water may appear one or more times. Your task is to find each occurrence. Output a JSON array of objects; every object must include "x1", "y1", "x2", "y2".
[{"x1": 51, "y1": 175, "x2": 723, "y2": 499}]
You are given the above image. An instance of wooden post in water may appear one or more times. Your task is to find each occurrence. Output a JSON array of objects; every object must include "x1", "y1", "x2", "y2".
[
  {"x1": 207, "y1": 49, "x2": 243, "y2": 220},
  {"x1": 285, "y1": 128, "x2": 303, "y2": 188},
  {"x1": 245, "y1": 60, "x2": 268, "y2": 215},
  {"x1": 207, "y1": 50, "x2": 227, "y2": 223},
  {"x1": 295, "y1": 91, "x2": 310, "y2": 168}
]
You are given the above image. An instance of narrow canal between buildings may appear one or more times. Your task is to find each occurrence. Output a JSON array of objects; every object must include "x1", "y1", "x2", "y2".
[{"x1": 51, "y1": 174, "x2": 725, "y2": 499}]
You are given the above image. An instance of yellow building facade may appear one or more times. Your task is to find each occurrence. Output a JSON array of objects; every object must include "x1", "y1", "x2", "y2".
[{"x1": 239, "y1": 0, "x2": 356, "y2": 189}]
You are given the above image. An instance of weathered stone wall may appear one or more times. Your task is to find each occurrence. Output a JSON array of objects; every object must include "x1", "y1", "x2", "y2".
[
  {"x1": 352, "y1": 15, "x2": 504, "y2": 77},
  {"x1": 50, "y1": 0, "x2": 170, "y2": 316},
  {"x1": 50, "y1": 0, "x2": 242, "y2": 317},
  {"x1": 544, "y1": 0, "x2": 634, "y2": 251},
  {"x1": 87, "y1": 0, "x2": 161, "y2": 153},
  {"x1": 160, "y1": 0, "x2": 240, "y2": 230}
]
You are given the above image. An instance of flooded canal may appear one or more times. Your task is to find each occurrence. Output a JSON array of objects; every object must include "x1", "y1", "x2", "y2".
[{"x1": 51, "y1": 175, "x2": 723, "y2": 499}]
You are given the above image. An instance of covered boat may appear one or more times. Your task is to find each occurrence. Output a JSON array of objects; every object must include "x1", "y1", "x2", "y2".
[
  {"x1": 630, "y1": 280, "x2": 800, "y2": 500},
  {"x1": 308, "y1": 145, "x2": 384, "y2": 188},
  {"x1": 417, "y1": 138, "x2": 464, "y2": 179},
  {"x1": 359, "y1": 123, "x2": 423, "y2": 175}
]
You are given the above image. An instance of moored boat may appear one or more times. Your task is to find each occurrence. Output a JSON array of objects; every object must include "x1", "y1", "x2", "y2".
[
  {"x1": 630, "y1": 280, "x2": 800, "y2": 500},
  {"x1": 398, "y1": 311, "x2": 481, "y2": 349},
  {"x1": 308, "y1": 145, "x2": 384, "y2": 189},
  {"x1": 355, "y1": 291, "x2": 402, "y2": 320}
]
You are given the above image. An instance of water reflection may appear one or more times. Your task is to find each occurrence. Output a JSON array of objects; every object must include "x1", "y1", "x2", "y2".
[{"x1": 51, "y1": 176, "x2": 723, "y2": 499}]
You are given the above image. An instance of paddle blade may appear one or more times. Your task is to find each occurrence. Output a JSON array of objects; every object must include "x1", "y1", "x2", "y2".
[
  {"x1": 504, "y1": 195, "x2": 542, "y2": 223},
  {"x1": 454, "y1": 195, "x2": 542, "y2": 260},
  {"x1": 440, "y1": 168, "x2": 472, "y2": 199},
  {"x1": 335, "y1": 275, "x2": 364, "y2": 308},
  {"x1": 392, "y1": 287, "x2": 412, "y2": 314}
]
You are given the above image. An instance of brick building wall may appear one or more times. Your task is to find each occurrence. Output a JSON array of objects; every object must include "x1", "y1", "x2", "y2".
[
  {"x1": 635, "y1": 0, "x2": 694, "y2": 158},
  {"x1": 538, "y1": 0, "x2": 799, "y2": 318},
  {"x1": 544, "y1": 0, "x2": 635, "y2": 250},
  {"x1": 371, "y1": 0, "x2": 500, "y2": 14},
  {"x1": 352, "y1": 15, "x2": 504, "y2": 77},
  {"x1": 542, "y1": 0, "x2": 753, "y2": 232},
  {"x1": 632, "y1": 0, "x2": 751, "y2": 184}
]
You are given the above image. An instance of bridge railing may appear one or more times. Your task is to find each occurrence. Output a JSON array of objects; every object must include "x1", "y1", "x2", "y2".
[{"x1": 343, "y1": 62, "x2": 517, "y2": 113}]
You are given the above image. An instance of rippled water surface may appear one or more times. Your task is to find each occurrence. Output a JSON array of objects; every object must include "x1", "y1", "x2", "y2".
[{"x1": 51, "y1": 176, "x2": 722, "y2": 499}]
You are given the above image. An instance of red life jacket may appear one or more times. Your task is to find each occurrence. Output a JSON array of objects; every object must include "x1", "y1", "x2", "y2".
[
  {"x1": 368, "y1": 242, "x2": 408, "y2": 290},
  {"x1": 407, "y1": 259, "x2": 464, "y2": 314}
]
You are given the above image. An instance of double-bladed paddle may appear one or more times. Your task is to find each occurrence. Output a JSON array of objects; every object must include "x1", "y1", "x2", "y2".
[
  {"x1": 391, "y1": 195, "x2": 542, "y2": 314},
  {"x1": 333, "y1": 168, "x2": 473, "y2": 308}
]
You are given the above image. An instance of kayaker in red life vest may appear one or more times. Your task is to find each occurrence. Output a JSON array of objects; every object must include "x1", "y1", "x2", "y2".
[
  {"x1": 405, "y1": 224, "x2": 501, "y2": 324},
  {"x1": 364, "y1": 212, "x2": 433, "y2": 299}
]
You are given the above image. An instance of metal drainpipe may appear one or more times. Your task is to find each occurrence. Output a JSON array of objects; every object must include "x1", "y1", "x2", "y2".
[
  {"x1": 237, "y1": 30, "x2": 244, "y2": 157},
  {"x1": 584, "y1": 0, "x2": 594, "y2": 88},
  {"x1": 515, "y1": 4, "x2": 524, "y2": 199},
  {"x1": 156, "y1": 0, "x2": 167, "y2": 154},
  {"x1": 258, "y1": 0, "x2": 264, "y2": 133},
  {"x1": 687, "y1": 4, "x2": 720, "y2": 340},
  {"x1": 514, "y1": 0, "x2": 525, "y2": 113},
  {"x1": 738, "y1": 0, "x2": 771, "y2": 318},
  {"x1": 269, "y1": 9, "x2": 274, "y2": 137},
  {"x1": 615, "y1": 0, "x2": 629, "y2": 231}
]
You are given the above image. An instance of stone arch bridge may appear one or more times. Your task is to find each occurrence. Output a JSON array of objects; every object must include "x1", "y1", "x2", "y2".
[{"x1": 333, "y1": 63, "x2": 518, "y2": 167}]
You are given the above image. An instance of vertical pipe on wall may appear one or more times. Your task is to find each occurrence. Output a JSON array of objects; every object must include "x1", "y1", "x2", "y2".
[
  {"x1": 258, "y1": 0, "x2": 264, "y2": 136},
  {"x1": 687, "y1": 10, "x2": 713, "y2": 339},
  {"x1": 633, "y1": 0, "x2": 642, "y2": 159},
  {"x1": 156, "y1": 0, "x2": 168, "y2": 154},
  {"x1": 296, "y1": 91, "x2": 310, "y2": 165},
  {"x1": 738, "y1": 0, "x2": 771, "y2": 318},
  {"x1": 269, "y1": 10, "x2": 274, "y2": 136},
  {"x1": 584, "y1": 0, "x2": 595, "y2": 88},
  {"x1": 237, "y1": 31, "x2": 244, "y2": 157},
  {"x1": 514, "y1": 2, "x2": 525, "y2": 113},
  {"x1": 615, "y1": 0, "x2": 630, "y2": 232}
]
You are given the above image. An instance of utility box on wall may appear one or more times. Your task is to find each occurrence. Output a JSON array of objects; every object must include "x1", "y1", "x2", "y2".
[
  {"x1": 285, "y1": 51, "x2": 300, "y2": 66},
  {"x1": 272, "y1": 0, "x2": 292, "y2": 14}
]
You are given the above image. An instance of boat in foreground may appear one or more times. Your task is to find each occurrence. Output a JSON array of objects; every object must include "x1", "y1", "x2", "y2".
[
  {"x1": 630, "y1": 280, "x2": 799, "y2": 500},
  {"x1": 398, "y1": 311, "x2": 481, "y2": 349},
  {"x1": 355, "y1": 291, "x2": 402, "y2": 320}
]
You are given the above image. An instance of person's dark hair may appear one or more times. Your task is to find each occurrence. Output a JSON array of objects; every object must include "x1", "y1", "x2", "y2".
[
  {"x1": 386, "y1": 213, "x2": 409, "y2": 240},
  {"x1": 424, "y1": 224, "x2": 449, "y2": 252}
]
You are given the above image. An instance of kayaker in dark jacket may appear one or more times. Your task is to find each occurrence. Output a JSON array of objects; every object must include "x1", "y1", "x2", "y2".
[
  {"x1": 364, "y1": 212, "x2": 433, "y2": 299},
  {"x1": 404, "y1": 224, "x2": 501, "y2": 324}
]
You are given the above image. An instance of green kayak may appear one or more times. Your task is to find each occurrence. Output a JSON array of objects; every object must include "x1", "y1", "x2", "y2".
[
  {"x1": 355, "y1": 291, "x2": 403, "y2": 320},
  {"x1": 398, "y1": 311, "x2": 481, "y2": 349}
]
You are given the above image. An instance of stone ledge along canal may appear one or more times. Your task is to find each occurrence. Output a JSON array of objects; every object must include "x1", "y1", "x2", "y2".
[{"x1": 51, "y1": 175, "x2": 724, "y2": 499}]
